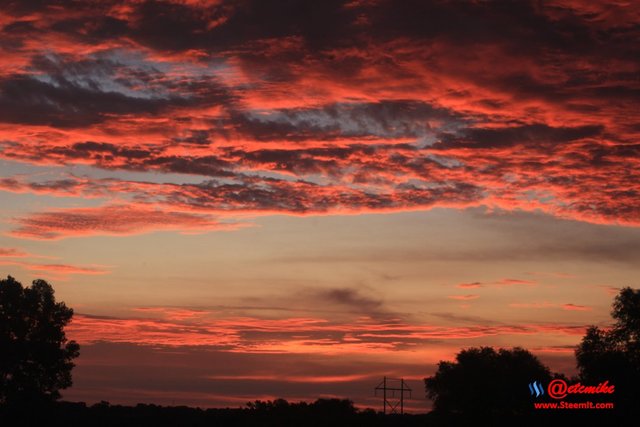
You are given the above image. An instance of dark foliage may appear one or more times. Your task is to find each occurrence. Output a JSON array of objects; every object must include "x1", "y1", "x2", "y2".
[
  {"x1": 0, "y1": 398, "x2": 429, "y2": 427},
  {"x1": 0, "y1": 276, "x2": 80, "y2": 407},
  {"x1": 424, "y1": 347, "x2": 552, "y2": 417},
  {"x1": 0, "y1": 397, "x2": 628, "y2": 427},
  {"x1": 576, "y1": 287, "x2": 640, "y2": 413}
]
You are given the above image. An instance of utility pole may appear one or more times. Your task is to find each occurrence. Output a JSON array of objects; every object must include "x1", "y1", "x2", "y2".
[
  {"x1": 374, "y1": 377, "x2": 412, "y2": 414},
  {"x1": 383, "y1": 376, "x2": 387, "y2": 414},
  {"x1": 400, "y1": 378, "x2": 404, "y2": 414}
]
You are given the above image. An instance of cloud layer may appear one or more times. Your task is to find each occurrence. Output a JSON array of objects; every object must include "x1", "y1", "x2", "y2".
[
  {"x1": 67, "y1": 307, "x2": 589, "y2": 353},
  {"x1": 0, "y1": 0, "x2": 638, "y2": 238}
]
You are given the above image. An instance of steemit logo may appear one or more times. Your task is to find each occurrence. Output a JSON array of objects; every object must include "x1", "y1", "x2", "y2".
[{"x1": 529, "y1": 381, "x2": 545, "y2": 397}]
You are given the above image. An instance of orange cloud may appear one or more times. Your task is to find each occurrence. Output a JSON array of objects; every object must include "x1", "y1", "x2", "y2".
[
  {"x1": 600, "y1": 286, "x2": 620, "y2": 296},
  {"x1": 447, "y1": 295, "x2": 480, "y2": 301},
  {"x1": 562, "y1": 304, "x2": 592, "y2": 311},
  {"x1": 496, "y1": 278, "x2": 537, "y2": 286},
  {"x1": 509, "y1": 302, "x2": 556, "y2": 309}
]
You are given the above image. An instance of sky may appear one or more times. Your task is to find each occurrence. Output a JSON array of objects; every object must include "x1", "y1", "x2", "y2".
[{"x1": 0, "y1": 0, "x2": 639, "y2": 413}]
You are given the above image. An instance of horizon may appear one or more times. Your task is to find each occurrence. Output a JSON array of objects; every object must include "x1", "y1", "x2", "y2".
[{"x1": 0, "y1": 0, "x2": 638, "y2": 414}]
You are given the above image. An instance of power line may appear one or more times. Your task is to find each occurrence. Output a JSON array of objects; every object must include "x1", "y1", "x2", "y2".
[{"x1": 374, "y1": 376, "x2": 412, "y2": 414}]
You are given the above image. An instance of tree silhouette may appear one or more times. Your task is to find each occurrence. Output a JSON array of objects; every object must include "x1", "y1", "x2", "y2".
[
  {"x1": 424, "y1": 347, "x2": 552, "y2": 417},
  {"x1": 576, "y1": 287, "x2": 640, "y2": 412},
  {"x1": 0, "y1": 276, "x2": 80, "y2": 406}
]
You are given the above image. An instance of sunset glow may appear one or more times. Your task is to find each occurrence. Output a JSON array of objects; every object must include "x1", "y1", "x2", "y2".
[{"x1": 0, "y1": 0, "x2": 638, "y2": 412}]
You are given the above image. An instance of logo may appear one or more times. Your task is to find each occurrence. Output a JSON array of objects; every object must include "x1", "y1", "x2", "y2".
[
  {"x1": 528, "y1": 379, "x2": 615, "y2": 400},
  {"x1": 548, "y1": 379, "x2": 567, "y2": 399},
  {"x1": 529, "y1": 381, "x2": 545, "y2": 397},
  {"x1": 547, "y1": 379, "x2": 614, "y2": 400}
]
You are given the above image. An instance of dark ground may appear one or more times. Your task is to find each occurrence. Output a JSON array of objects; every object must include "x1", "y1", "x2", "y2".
[{"x1": 0, "y1": 398, "x2": 634, "y2": 427}]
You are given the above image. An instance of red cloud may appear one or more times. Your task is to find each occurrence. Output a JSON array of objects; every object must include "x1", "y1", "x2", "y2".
[
  {"x1": 456, "y1": 282, "x2": 482, "y2": 289},
  {"x1": 133, "y1": 307, "x2": 209, "y2": 321},
  {"x1": 25, "y1": 263, "x2": 109, "y2": 275},
  {"x1": 0, "y1": 259, "x2": 109, "y2": 276},
  {"x1": 0, "y1": 247, "x2": 28, "y2": 257},
  {"x1": 206, "y1": 374, "x2": 373, "y2": 383},
  {"x1": 66, "y1": 310, "x2": 587, "y2": 352},
  {"x1": 454, "y1": 279, "x2": 536, "y2": 290},
  {"x1": 0, "y1": 0, "x2": 637, "y2": 235},
  {"x1": 9, "y1": 204, "x2": 247, "y2": 240},
  {"x1": 509, "y1": 302, "x2": 596, "y2": 312}
]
